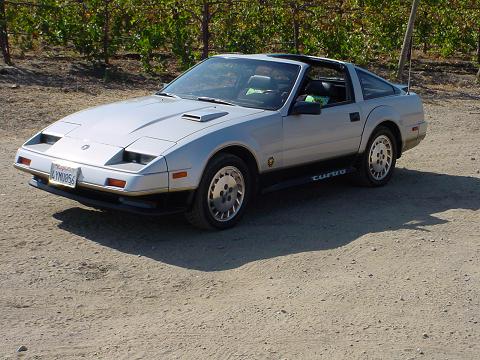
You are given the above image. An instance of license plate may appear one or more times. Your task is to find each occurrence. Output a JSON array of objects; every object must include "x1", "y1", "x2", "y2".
[{"x1": 49, "y1": 162, "x2": 78, "y2": 188}]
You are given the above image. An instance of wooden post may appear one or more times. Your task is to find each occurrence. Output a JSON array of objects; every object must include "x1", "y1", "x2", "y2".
[
  {"x1": 0, "y1": 0, "x2": 12, "y2": 65},
  {"x1": 396, "y1": 0, "x2": 420, "y2": 81}
]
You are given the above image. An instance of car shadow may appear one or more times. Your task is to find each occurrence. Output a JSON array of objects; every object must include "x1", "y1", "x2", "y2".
[{"x1": 53, "y1": 169, "x2": 480, "y2": 271}]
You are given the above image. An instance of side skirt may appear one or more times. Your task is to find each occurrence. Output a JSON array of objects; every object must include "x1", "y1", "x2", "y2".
[{"x1": 260, "y1": 154, "x2": 358, "y2": 194}]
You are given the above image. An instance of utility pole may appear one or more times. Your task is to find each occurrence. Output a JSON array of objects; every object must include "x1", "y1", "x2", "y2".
[
  {"x1": 396, "y1": 0, "x2": 420, "y2": 81},
  {"x1": 0, "y1": 0, "x2": 12, "y2": 65}
]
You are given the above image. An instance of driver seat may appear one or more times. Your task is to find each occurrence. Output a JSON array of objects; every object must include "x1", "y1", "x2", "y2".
[
  {"x1": 237, "y1": 75, "x2": 281, "y2": 108},
  {"x1": 298, "y1": 80, "x2": 331, "y2": 106},
  {"x1": 242, "y1": 75, "x2": 278, "y2": 95}
]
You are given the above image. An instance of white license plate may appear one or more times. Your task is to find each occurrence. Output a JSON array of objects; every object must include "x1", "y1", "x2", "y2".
[{"x1": 49, "y1": 162, "x2": 78, "y2": 188}]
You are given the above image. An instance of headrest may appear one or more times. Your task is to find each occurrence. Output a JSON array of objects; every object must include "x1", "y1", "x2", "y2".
[
  {"x1": 305, "y1": 80, "x2": 328, "y2": 96},
  {"x1": 322, "y1": 82, "x2": 344, "y2": 99},
  {"x1": 247, "y1": 75, "x2": 275, "y2": 90}
]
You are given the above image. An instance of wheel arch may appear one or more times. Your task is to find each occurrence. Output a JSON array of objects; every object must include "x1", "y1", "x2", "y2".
[
  {"x1": 377, "y1": 120, "x2": 402, "y2": 158},
  {"x1": 359, "y1": 105, "x2": 403, "y2": 158},
  {"x1": 185, "y1": 144, "x2": 257, "y2": 229},
  {"x1": 207, "y1": 144, "x2": 260, "y2": 177}
]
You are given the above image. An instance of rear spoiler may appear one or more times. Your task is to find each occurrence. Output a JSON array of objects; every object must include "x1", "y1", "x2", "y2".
[{"x1": 393, "y1": 83, "x2": 409, "y2": 93}]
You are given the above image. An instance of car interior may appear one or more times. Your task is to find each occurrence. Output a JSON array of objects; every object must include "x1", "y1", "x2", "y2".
[
  {"x1": 166, "y1": 57, "x2": 355, "y2": 111},
  {"x1": 178, "y1": 63, "x2": 299, "y2": 110},
  {"x1": 233, "y1": 63, "x2": 353, "y2": 110},
  {"x1": 237, "y1": 74, "x2": 285, "y2": 109},
  {"x1": 296, "y1": 64, "x2": 352, "y2": 107}
]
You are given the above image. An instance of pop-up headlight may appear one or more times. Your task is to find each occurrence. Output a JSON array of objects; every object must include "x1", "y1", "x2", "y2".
[
  {"x1": 123, "y1": 151, "x2": 156, "y2": 165},
  {"x1": 40, "y1": 133, "x2": 61, "y2": 145}
]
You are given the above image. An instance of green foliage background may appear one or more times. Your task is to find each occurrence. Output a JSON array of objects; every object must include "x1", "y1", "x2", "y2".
[{"x1": 4, "y1": 0, "x2": 480, "y2": 70}]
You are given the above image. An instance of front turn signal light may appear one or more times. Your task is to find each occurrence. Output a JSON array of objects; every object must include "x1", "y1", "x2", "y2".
[
  {"x1": 107, "y1": 178, "x2": 126, "y2": 188},
  {"x1": 172, "y1": 171, "x2": 188, "y2": 179}
]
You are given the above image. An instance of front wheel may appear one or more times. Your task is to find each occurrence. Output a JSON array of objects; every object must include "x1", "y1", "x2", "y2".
[
  {"x1": 185, "y1": 153, "x2": 251, "y2": 230},
  {"x1": 353, "y1": 126, "x2": 397, "y2": 187}
]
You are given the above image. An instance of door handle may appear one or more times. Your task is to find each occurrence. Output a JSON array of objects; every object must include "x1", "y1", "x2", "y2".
[{"x1": 350, "y1": 112, "x2": 360, "y2": 122}]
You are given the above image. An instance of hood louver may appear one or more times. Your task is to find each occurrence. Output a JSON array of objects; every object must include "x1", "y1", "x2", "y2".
[{"x1": 181, "y1": 109, "x2": 229, "y2": 122}]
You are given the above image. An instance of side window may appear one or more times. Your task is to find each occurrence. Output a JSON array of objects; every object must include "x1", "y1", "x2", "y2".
[
  {"x1": 297, "y1": 64, "x2": 353, "y2": 107},
  {"x1": 356, "y1": 69, "x2": 396, "y2": 100}
]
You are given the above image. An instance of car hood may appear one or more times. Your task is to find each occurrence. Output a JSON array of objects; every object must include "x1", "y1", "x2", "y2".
[{"x1": 59, "y1": 95, "x2": 264, "y2": 147}]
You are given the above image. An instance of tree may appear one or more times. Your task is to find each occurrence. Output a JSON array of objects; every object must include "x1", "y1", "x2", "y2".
[
  {"x1": 102, "y1": 0, "x2": 111, "y2": 65},
  {"x1": 285, "y1": 0, "x2": 322, "y2": 54},
  {"x1": 2, "y1": 0, "x2": 480, "y2": 73},
  {"x1": 169, "y1": 1, "x2": 194, "y2": 68},
  {"x1": 477, "y1": 26, "x2": 480, "y2": 64},
  {"x1": 477, "y1": 25, "x2": 480, "y2": 83},
  {"x1": 183, "y1": 0, "x2": 230, "y2": 59},
  {"x1": 0, "y1": 0, "x2": 12, "y2": 65}
]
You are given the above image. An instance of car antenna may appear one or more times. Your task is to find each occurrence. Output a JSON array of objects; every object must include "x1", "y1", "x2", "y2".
[{"x1": 407, "y1": 34, "x2": 413, "y2": 95}]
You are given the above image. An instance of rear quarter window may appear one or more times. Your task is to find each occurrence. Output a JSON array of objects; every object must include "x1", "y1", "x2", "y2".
[{"x1": 356, "y1": 69, "x2": 397, "y2": 100}]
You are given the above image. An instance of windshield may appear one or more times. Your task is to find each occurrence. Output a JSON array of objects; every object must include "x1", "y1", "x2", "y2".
[{"x1": 162, "y1": 57, "x2": 301, "y2": 111}]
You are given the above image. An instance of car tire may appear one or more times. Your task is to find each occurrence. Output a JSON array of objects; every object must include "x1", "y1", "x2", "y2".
[
  {"x1": 185, "y1": 153, "x2": 251, "y2": 230},
  {"x1": 353, "y1": 126, "x2": 397, "y2": 187}
]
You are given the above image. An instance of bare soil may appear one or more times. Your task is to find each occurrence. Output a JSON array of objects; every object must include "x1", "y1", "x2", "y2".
[{"x1": 1, "y1": 56, "x2": 479, "y2": 359}]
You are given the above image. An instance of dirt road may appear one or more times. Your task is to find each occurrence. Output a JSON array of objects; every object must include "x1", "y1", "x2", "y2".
[{"x1": 1, "y1": 58, "x2": 479, "y2": 359}]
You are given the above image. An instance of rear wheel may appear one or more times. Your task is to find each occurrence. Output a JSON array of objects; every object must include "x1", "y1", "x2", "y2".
[
  {"x1": 353, "y1": 126, "x2": 397, "y2": 187},
  {"x1": 185, "y1": 153, "x2": 251, "y2": 230}
]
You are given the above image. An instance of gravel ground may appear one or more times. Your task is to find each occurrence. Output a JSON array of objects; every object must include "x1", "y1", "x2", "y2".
[{"x1": 0, "y1": 57, "x2": 479, "y2": 359}]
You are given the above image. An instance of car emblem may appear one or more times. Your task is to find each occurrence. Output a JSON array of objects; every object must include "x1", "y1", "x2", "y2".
[
  {"x1": 81, "y1": 144, "x2": 90, "y2": 150},
  {"x1": 267, "y1": 156, "x2": 275, "y2": 167}
]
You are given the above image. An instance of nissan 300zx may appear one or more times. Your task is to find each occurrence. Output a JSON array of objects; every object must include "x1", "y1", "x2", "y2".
[{"x1": 14, "y1": 54, "x2": 427, "y2": 229}]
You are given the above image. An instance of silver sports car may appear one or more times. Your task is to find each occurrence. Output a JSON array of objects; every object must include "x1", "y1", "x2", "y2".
[{"x1": 14, "y1": 54, "x2": 427, "y2": 229}]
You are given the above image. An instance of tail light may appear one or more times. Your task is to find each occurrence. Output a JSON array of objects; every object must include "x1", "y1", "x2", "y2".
[{"x1": 18, "y1": 156, "x2": 31, "y2": 166}]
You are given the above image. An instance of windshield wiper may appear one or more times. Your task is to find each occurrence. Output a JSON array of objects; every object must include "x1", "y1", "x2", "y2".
[
  {"x1": 156, "y1": 91, "x2": 180, "y2": 99},
  {"x1": 196, "y1": 96, "x2": 236, "y2": 106}
]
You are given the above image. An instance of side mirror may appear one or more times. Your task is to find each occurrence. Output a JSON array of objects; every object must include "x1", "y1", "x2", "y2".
[{"x1": 291, "y1": 101, "x2": 321, "y2": 115}]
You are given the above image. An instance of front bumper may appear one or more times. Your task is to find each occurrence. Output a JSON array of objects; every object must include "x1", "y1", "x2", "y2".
[
  {"x1": 14, "y1": 146, "x2": 169, "y2": 196},
  {"x1": 29, "y1": 176, "x2": 193, "y2": 215}
]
